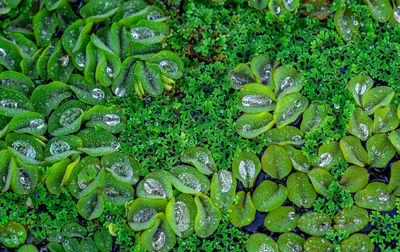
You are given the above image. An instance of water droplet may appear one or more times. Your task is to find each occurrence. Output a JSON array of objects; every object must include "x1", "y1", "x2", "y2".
[
  {"x1": 242, "y1": 95, "x2": 272, "y2": 107},
  {"x1": 152, "y1": 230, "x2": 166, "y2": 250},
  {"x1": 91, "y1": 88, "x2": 105, "y2": 100},
  {"x1": 115, "y1": 87, "x2": 126, "y2": 97},
  {"x1": 231, "y1": 73, "x2": 250, "y2": 86},
  {"x1": 288, "y1": 211, "x2": 296, "y2": 220},
  {"x1": 395, "y1": 6, "x2": 400, "y2": 23},
  {"x1": 358, "y1": 123, "x2": 369, "y2": 138},
  {"x1": 49, "y1": 140, "x2": 70, "y2": 155},
  {"x1": 159, "y1": 60, "x2": 178, "y2": 73},
  {"x1": 144, "y1": 178, "x2": 166, "y2": 198},
  {"x1": 175, "y1": 201, "x2": 190, "y2": 232},
  {"x1": 355, "y1": 82, "x2": 367, "y2": 95},
  {"x1": 132, "y1": 208, "x2": 157, "y2": 223},
  {"x1": 11, "y1": 140, "x2": 36, "y2": 159},
  {"x1": 300, "y1": 198, "x2": 308, "y2": 206},
  {"x1": 0, "y1": 48, "x2": 6, "y2": 57},
  {"x1": 106, "y1": 66, "x2": 114, "y2": 78},
  {"x1": 0, "y1": 99, "x2": 18, "y2": 108},
  {"x1": 281, "y1": 76, "x2": 294, "y2": 90},
  {"x1": 239, "y1": 159, "x2": 255, "y2": 183},
  {"x1": 110, "y1": 161, "x2": 133, "y2": 178},
  {"x1": 178, "y1": 172, "x2": 201, "y2": 192},
  {"x1": 293, "y1": 99, "x2": 302, "y2": 108},
  {"x1": 147, "y1": 11, "x2": 162, "y2": 20},
  {"x1": 30, "y1": 119, "x2": 45, "y2": 130},
  {"x1": 317, "y1": 152, "x2": 332, "y2": 167},
  {"x1": 218, "y1": 170, "x2": 232, "y2": 193},
  {"x1": 379, "y1": 192, "x2": 389, "y2": 201},
  {"x1": 131, "y1": 27, "x2": 155, "y2": 40},
  {"x1": 260, "y1": 64, "x2": 272, "y2": 84},
  {"x1": 195, "y1": 151, "x2": 209, "y2": 165},
  {"x1": 59, "y1": 55, "x2": 69, "y2": 67},
  {"x1": 242, "y1": 124, "x2": 251, "y2": 132},
  {"x1": 19, "y1": 170, "x2": 31, "y2": 190},
  {"x1": 103, "y1": 114, "x2": 120, "y2": 126},
  {"x1": 59, "y1": 107, "x2": 84, "y2": 126}
]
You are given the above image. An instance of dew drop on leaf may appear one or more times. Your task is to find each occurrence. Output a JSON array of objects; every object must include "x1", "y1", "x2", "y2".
[
  {"x1": 30, "y1": 118, "x2": 45, "y2": 130},
  {"x1": 130, "y1": 27, "x2": 155, "y2": 40},
  {"x1": 11, "y1": 140, "x2": 36, "y2": 159},
  {"x1": 59, "y1": 107, "x2": 84, "y2": 126},
  {"x1": 49, "y1": 140, "x2": 70, "y2": 155},
  {"x1": 143, "y1": 178, "x2": 166, "y2": 198},
  {"x1": 103, "y1": 114, "x2": 120, "y2": 126},
  {"x1": 152, "y1": 230, "x2": 166, "y2": 250},
  {"x1": 91, "y1": 88, "x2": 105, "y2": 100}
]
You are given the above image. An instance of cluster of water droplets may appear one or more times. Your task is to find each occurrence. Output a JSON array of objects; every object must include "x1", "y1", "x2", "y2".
[
  {"x1": 103, "y1": 114, "x2": 120, "y2": 126},
  {"x1": 0, "y1": 98, "x2": 18, "y2": 109},
  {"x1": 49, "y1": 140, "x2": 71, "y2": 155},
  {"x1": 147, "y1": 10, "x2": 163, "y2": 21},
  {"x1": 231, "y1": 72, "x2": 250, "y2": 86},
  {"x1": 143, "y1": 178, "x2": 166, "y2": 198},
  {"x1": 259, "y1": 64, "x2": 272, "y2": 84},
  {"x1": 394, "y1": 6, "x2": 400, "y2": 23},
  {"x1": 354, "y1": 82, "x2": 367, "y2": 96},
  {"x1": 316, "y1": 152, "x2": 333, "y2": 167},
  {"x1": 110, "y1": 160, "x2": 133, "y2": 178},
  {"x1": 152, "y1": 229, "x2": 166, "y2": 251},
  {"x1": 177, "y1": 172, "x2": 202, "y2": 192},
  {"x1": 131, "y1": 27, "x2": 155, "y2": 40},
  {"x1": 106, "y1": 66, "x2": 114, "y2": 78},
  {"x1": 280, "y1": 76, "x2": 295, "y2": 90},
  {"x1": 175, "y1": 201, "x2": 190, "y2": 232},
  {"x1": 242, "y1": 94, "x2": 272, "y2": 108},
  {"x1": 59, "y1": 107, "x2": 84, "y2": 126},
  {"x1": 358, "y1": 123, "x2": 369, "y2": 139},
  {"x1": 159, "y1": 60, "x2": 178, "y2": 74},
  {"x1": 19, "y1": 170, "x2": 31, "y2": 190},
  {"x1": 218, "y1": 170, "x2": 233, "y2": 193},
  {"x1": 132, "y1": 208, "x2": 157, "y2": 223},
  {"x1": 238, "y1": 159, "x2": 256, "y2": 183},
  {"x1": 11, "y1": 140, "x2": 36, "y2": 159}
]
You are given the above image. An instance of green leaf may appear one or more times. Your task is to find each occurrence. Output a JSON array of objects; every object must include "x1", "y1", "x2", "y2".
[
  {"x1": 210, "y1": 170, "x2": 237, "y2": 212},
  {"x1": 62, "y1": 19, "x2": 92, "y2": 54},
  {"x1": 245, "y1": 233, "x2": 279, "y2": 252},
  {"x1": 57, "y1": 3, "x2": 79, "y2": 31},
  {"x1": 373, "y1": 104, "x2": 399, "y2": 134},
  {"x1": 30, "y1": 81, "x2": 72, "y2": 117},
  {"x1": 37, "y1": 41, "x2": 56, "y2": 80},
  {"x1": 300, "y1": 102, "x2": 328, "y2": 134},
  {"x1": 347, "y1": 107, "x2": 372, "y2": 141},
  {"x1": 140, "y1": 213, "x2": 176, "y2": 252},
  {"x1": 274, "y1": 92, "x2": 309, "y2": 128},
  {"x1": 101, "y1": 174, "x2": 134, "y2": 204},
  {"x1": 277, "y1": 233, "x2": 305, "y2": 252},
  {"x1": 61, "y1": 223, "x2": 87, "y2": 238},
  {"x1": 269, "y1": 0, "x2": 286, "y2": 18},
  {"x1": 334, "y1": 8, "x2": 360, "y2": 42},
  {"x1": 79, "y1": 0, "x2": 121, "y2": 23},
  {"x1": 45, "y1": 158, "x2": 76, "y2": 194},
  {"x1": 287, "y1": 172, "x2": 316, "y2": 208},
  {"x1": 307, "y1": 168, "x2": 337, "y2": 198},
  {"x1": 84, "y1": 105, "x2": 126, "y2": 134},
  {"x1": 250, "y1": 54, "x2": 276, "y2": 88},
  {"x1": 0, "y1": 71, "x2": 34, "y2": 97},
  {"x1": 235, "y1": 112, "x2": 274, "y2": 139},
  {"x1": 298, "y1": 212, "x2": 333, "y2": 236},
  {"x1": 340, "y1": 233, "x2": 374, "y2": 252},
  {"x1": 21, "y1": 48, "x2": 43, "y2": 79},
  {"x1": 273, "y1": 66, "x2": 303, "y2": 99},
  {"x1": 6, "y1": 133, "x2": 43, "y2": 165},
  {"x1": 0, "y1": 150, "x2": 15, "y2": 192},
  {"x1": 261, "y1": 144, "x2": 292, "y2": 179},
  {"x1": 96, "y1": 50, "x2": 121, "y2": 87},
  {"x1": 248, "y1": 0, "x2": 269, "y2": 9},
  {"x1": 339, "y1": 136, "x2": 368, "y2": 166},
  {"x1": 229, "y1": 63, "x2": 256, "y2": 90},
  {"x1": 44, "y1": 136, "x2": 82, "y2": 163},
  {"x1": 101, "y1": 152, "x2": 140, "y2": 185},
  {"x1": 283, "y1": 145, "x2": 311, "y2": 173},
  {"x1": 232, "y1": 150, "x2": 261, "y2": 188},
  {"x1": 388, "y1": 160, "x2": 400, "y2": 195},
  {"x1": 148, "y1": 50, "x2": 184, "y2": 79},
  {"x1": 165, "y1": 194, "x2": 196, "y2": 238},
  {"x1": 263, "y1": 126, "x2": 304, "y2": 146},
  {"x1": 237, "y1": 83, "x2": 276, "y2": 114},
  {"x1": 77, "y1": 128, "x2": 120, "y2": 156},
  {"x1": 113, "y1": 0, "x2": 149, "y2": 25},
  {"x1": 48, "y1": 40, "x2": 75, "y2": 83},
  {"x1": 8, "y1": 112, "x2": 46, "y2": 136},
  {"x1": 229, "y1": 191, "x2": 256, "y2": 228},
  {"x1": 264, "y1": 206, "x2": 299, "y2": 233},
  {"x1": 333, "y1": 206, "x2": 368, "y2": 234},
  {"x1": 33, "y1": 8, "x2": 58, "y2": 47},
  {"x1": 135, "y1": 61, "x2": 164, "y2": 96},
  {"x1": 137, "y1": 171, "x2": 172, "y2": 200},
  {"x1": 366, "y1": 133, "x2": 395, "y2": 168},
  {"x1": 45, "y1": 0, "x2": 67, "y2": 11},
  {"x1": 127, "y1": 198, "x2": 167, "y2": 231},
  {"x1": 128, "y1": 42, "x2": 163, "y2": 60},
  {"x1": 346, "y1": 75, "x2": 373, "y2": 106},
  {"x1": 62, "y1": 238, "x2": 80, "y2": 252},
  {"x1": 0, "y1": 88, "x2": 33, "y2": 117},
  {"x1": 0, "y1": 36, "x2": 23, "y2": 71},
  {"x1": 80, "y1": 237, "x2": 97, "y2": 252},
  {"x1": 194, "y1": 194, "x2": 221, "y2": 238},
  {"x1": 130, "y1": 20, "x2": 169, "y2": 45},
  {"x1": 304, "y1": 237, "x2": 333, "y2": 251},
  {"x1": 315, "y1": 141, "x2": 344, "y2": 169},
  {"x1": 68, "y1": 156, "x2": 105, "y2": 199},
  {"x1": 0, "y1": 221, "x2": 27, "y2": 248},
  {"x1": 362, "y1": 86, "x2": 395, "y2": 115},
  {"x1": 69, "y1": 74, "x2": 112, "y2": 105},
  {"x1": 252, "y1": 180, "x2": 287, "y2": 212},
  {"x1": 48, "y1": 100, "x2": 87, "y2": 136},
  {"x1": 388, "y1": 129, "x2": 400, "y2": 154},
  {"x1": 76, "y1": 189, "x2": 105, "y2": 220},
  {"x1": 94, "y1": 228, "x2": 113, "y2": 252},
  {"x1": 364, "y1": 0, "x2": 392, "y2": 23},
  {"x1": 11, "y1": 159, "x2": 39, "y2": 194},
  {"x1": 167, "y1": 165, "x2": 210, "y2": 195},
  {"x1": 4, "y1": 33, "x2": 37, "y2": 58},
  {"x1": 339, "y1": 165, "x2": 369, "y2": 193},
  {"x1": 354, "y1": 182, "x2": 396, "y2": 211},
  {"x1": 112, "y1": 57, "x2": 136, "y2": 97},
  {"x1": 181, "y1": 147, "x2": 217, "y2": 175}
]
